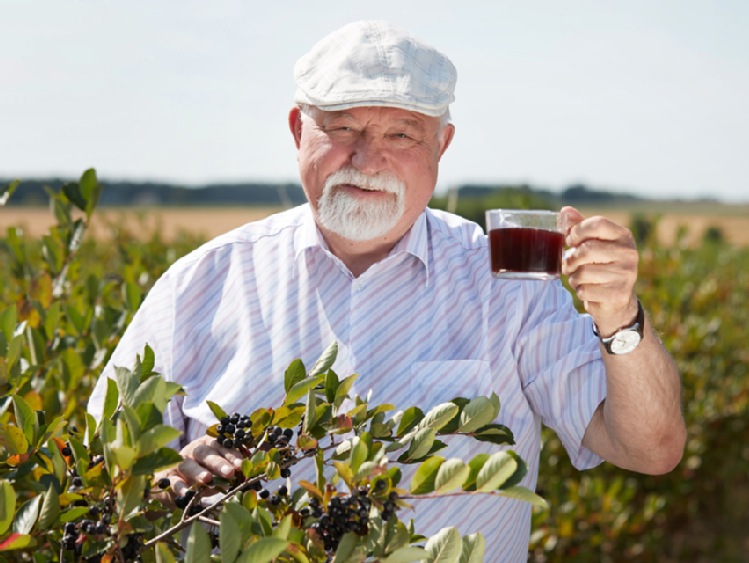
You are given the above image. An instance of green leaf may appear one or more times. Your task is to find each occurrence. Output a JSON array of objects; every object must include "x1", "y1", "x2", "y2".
[
  {"x1": 470, "y1": 423, "x2": 514, "y2": 446},
  {"x1": 380, "y1": 546, "x2": 429, "y2": 563},
  {"x1": 111, "y1": 446, "x2": 137, "y2": 471},
  {"x1": 0, "y1": 481, "x2": 16, "y2": 536},
  {"x1": 273, "y1": 514, "x2": 293, "y2": 540},
  {"x1": 185, "y1": 521, "x2": 212, "y2": 563},
  {"x1": 334, "y1": 373, "x2": 358, "y2": 406},
  {"x1": 401, "y1": 427, "x2": 435, "y2": 463},
  {"x1": 236, "y1": 537, "x2": 289, "y2": 563},
  {"x1": 423, "y1": 526, "x2": 462, "y2": 563},
  {"x1": 0, "y1": 306, "x2": 16, "y2": 340},
  {"x1": 12, "y1": 396, "x2": 36, "y2": 447},
  {"x1": 308, "y1": 341, "x2": 338, "y2": 376},
  {"x1": 140, "y1": 344, "x2": 156, "y2": 377},
  {"x1": 332, "y1": 532, "x2": 364, "y2": 562},
  {"x1": 132, "y1": 448, "x2": 183, "y2": 476},
  {"x1": 410, "y1": 456, "x2": 445, "y2": 494},
  {"x1": 115, "y1": 365, "x2": 139, "y2": 407},
  {"x1": 497, "y1": 451, "x2": 527, "y2": 490},
  {"x1": 284, "y1": 359, "x2": 307, "y2": 393},
  {"x1": 456, "y1": 394, "x2": 500, "y2": 434},
  {"x1": 155, "y1": 541, "x2": 179, "y2": 563},
  {"x1": 79, "y1": 168, "x2": 102, "y2": 216},
  {"x1": 286, "y1": 374, "x2": 324, "y2": 405},
  {"x1": 349, "y1": 436, "x2": 368, "y2": 475},
  {"x1": 476, "y1": 451, "x2": 518, "y2": 492},
  {"x1": 324, "y1": 369, "x2": 339, "y2": 403},
  {"x1": 37, "y1": 484, "x2": 60, "y2": 530},
  {"x1": 139, "y1": 426, "x2": 181, "y2": 456},
  {"x1": 459, "y1": 533, "x2": 485, "y2": 563},
  {"x1": 395, "y1": 406, "x2": 424, "y2": 438},
  {"x1": 462, "y1": 453, "x2": 490, "y2": 491},
  {"x1": 303, "y1": 387, "x2": 318, "y2": 435},
  {"x1": 419, "y1": 403, "x2": 460, "y2": 433},
  {"x1": 103, "y1": 377, "x2": 119, "y2": 422},
  {"x1": 220, "y1": 502, "x2": 248, "y2": 563},
  {"x1": 434, "y1": 459, "x2": 470, "y2": 493},
  {"x1": 207, "y1": 401, "x2": 228, "y2": 421},
  {"x1": 0, "y1": 425, "x2": 28, "y2": 455},
  {"x1": 498, "y1": 485, "x2": 548, "y2": 508},
  {"x1": 43, "y1": 302, "x2": 61, "y2": 341},
  {"x1": 62, "y1": 181, "x2": 87, "y2": 211},
  {"x1": 12, "y1": 496, "x2": 40, "y2": 535}
]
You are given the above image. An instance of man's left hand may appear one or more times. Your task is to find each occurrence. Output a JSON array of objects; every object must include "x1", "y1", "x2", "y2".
[{"x1": 560, "y1": 206, "x2": 639, "y2": 336}]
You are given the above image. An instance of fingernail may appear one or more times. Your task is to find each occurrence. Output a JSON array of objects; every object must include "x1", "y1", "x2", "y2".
[
  {"x1": 199, "y1": 471, "x2": 211, "y2": 482},
  {"x1": 220, "y1": 465, "x2": 232, "y2": 477}
]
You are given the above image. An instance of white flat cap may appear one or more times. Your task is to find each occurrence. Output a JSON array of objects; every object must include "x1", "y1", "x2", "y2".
[{"x1": 293, "y1": 20, "x2": 457, "y2": 117}]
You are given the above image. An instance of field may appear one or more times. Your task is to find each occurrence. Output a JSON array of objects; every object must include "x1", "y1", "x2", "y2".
[
  {"x1": 2, "y1": 202, "x2": 748, "y2": 246},
  {"x1": 2, "y1": 181, "x2": 748, "y2": 561}
]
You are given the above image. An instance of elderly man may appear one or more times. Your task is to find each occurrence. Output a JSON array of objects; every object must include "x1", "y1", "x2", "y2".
[{"x1": 88, "y1": 20, "x2": 685, "y2": 561}]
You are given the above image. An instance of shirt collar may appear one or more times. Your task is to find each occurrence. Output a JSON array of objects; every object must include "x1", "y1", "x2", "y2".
[{"x1": 293, "y1": 205, "x2": 431, "y2": 285}]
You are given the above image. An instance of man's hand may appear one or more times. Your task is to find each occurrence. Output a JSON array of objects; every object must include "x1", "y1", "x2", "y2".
[
  {"x1": 154, "y1": 435, "x2": 245, "y2": 503},
  {"x1": 560, "y1": 206, "x2": 640, "y2": 336}
]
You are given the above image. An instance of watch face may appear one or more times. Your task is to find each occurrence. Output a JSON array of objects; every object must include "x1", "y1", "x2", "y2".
[{"x1": 611, "y1": 331, "x2": 642, "y2": 354}]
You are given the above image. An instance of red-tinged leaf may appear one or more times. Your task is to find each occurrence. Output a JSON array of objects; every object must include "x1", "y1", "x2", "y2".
[{"x1": 0, "y1": 533, "x2": 35, "y2": 551}]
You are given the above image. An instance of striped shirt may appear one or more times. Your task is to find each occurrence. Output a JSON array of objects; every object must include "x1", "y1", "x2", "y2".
[{"x1": 88, "y1": 204, "x2": 606, "y2": 562}]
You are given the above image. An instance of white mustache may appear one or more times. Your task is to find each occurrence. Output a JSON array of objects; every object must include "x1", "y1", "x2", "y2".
[{"x1": 324, "y1": 167, "x2": 404, "y2": 195}]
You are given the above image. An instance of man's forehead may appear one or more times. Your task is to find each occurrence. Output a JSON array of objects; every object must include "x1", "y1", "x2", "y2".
[{"x1": 319, "y1": 107, "x2": 433, "y2": 128}]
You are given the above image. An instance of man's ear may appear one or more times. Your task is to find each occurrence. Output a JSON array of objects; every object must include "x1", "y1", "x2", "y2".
[
  {"x1": 438, "y1": 124, "x2": 455, "y2": 158},
  {"x1": 288, "y1": 106, "x2": 303, "y2": 149}
]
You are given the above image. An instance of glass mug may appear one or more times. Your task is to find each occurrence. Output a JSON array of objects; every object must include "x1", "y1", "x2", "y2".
[{"x1": 485, "y1": 209, "x2": 565, "y2": 280}]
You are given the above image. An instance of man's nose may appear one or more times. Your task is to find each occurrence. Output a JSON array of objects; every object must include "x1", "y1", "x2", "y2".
[{"x1": 350, "y1": 135, "x2": 386, "y2": 176}]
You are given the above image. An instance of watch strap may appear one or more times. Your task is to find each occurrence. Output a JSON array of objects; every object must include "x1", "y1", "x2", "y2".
[{"x1": 592, "y1": 299, "x2": 645, "y2": 354}]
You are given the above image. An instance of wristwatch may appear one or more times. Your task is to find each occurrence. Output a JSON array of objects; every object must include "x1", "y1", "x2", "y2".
[{"x1": 592, "y1": 300, "x2": 645, "y2": 355}]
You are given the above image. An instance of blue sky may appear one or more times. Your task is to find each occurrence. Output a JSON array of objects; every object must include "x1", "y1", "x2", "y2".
[{"x1": 2, "y1": 0, "x2": 748, "y2": 201}]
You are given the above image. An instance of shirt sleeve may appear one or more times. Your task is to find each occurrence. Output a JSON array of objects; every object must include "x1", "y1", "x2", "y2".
[{"x1": 514, "y1": 282, "x2": 607, "y2": 470}]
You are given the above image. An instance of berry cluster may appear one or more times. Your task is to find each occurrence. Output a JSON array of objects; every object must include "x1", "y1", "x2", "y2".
[
  {"x1": 306, "y1": 488, "x2": 374, "y2": 553},
  {"x1": 215, "y1": 413, "x2": 255, "y2": 449},
  {"x1": 263, "y1": 425, "x2": 295, "y2": 451},
  {"x1": 304, "y1": 483, "x2": 402, "y2": 553},
  {"x1": 59, "y1": 448, "x2": 167, "y2": 563},
  {"x1": 60, "y1": 508, "x2": 112, "y2": 557},
  {"x1": 259, "y1": 483, "x2": 289, "y2": 507},
  {"x1": 373, "y1": 480, "x2": 400, "y2": 522}
]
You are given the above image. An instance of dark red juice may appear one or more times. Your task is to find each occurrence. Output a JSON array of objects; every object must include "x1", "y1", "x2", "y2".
[{"x1": 489, "y1": 227, "x2": 564, "y2": 277}]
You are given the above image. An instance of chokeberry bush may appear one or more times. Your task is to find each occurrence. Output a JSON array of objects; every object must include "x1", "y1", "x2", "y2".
[
  {"x1": 0, "y1": 172, "x2": 545, "y2": 561},
  {"x1": 5, "y1": 170, "x2": 749, "y2": 561}
]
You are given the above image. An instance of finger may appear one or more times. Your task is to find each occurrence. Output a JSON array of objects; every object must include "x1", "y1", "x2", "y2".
[
  {"x1": 170, "y1": 475, "x2": 192, "y2": 498},
  {"x1": 215, "y1": 444, "x2": 245, "y2": 471},
  {"x1": 567, "y1": 216, "x2": 634, "y2": 248},
  {"x1": 563, "y1": 240, "x2": 638, "y2": 276},
  {"x1": 177, "y1": 457, "x2": 214, "y2": 485},
  {"x1": 560, "y1": 206, "x2": 585, "y2": 236},
  {"x1": 191, "y1": 443, "x2": 237, "y2": 479}
]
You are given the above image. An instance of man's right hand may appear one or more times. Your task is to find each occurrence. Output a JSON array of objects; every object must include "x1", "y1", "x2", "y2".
[{"x1": 154, "y1": 435, "x2": 245, "y2": 502}]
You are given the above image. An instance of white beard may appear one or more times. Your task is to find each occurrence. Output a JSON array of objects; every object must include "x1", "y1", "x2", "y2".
[{"x1": 316, "y1": 167, "x2": 405, "y2": 242}]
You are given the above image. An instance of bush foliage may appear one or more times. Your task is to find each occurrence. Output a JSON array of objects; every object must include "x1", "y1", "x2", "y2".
[
  {"x1": 0, "y1": 172, "x2": 547, "y2": 561},
  {"x1": 2, "y1": 172, "x2": 748, "y2": 561}
]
